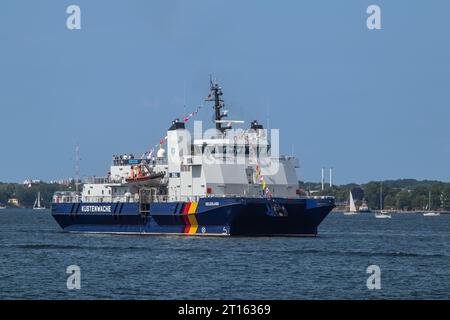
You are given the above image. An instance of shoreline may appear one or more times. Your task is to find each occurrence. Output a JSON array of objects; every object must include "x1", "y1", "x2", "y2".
[{"x1": 332, "y1": 208, "x2": 450, "y2": 214}]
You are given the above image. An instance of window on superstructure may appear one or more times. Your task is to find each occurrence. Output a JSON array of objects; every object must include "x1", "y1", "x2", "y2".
[{"x1": 181, "y1": 165, "x2": 191, "y2": 172}]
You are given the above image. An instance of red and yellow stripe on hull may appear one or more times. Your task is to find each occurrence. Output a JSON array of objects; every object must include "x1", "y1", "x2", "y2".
[{"x1": 182, "y1": 202, "x2": 199, "y2": 234}]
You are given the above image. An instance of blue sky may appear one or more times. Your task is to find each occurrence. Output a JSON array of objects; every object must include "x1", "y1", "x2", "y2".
[{"x1": 0, "y1": 0, "x2": 449, "y2": 184}]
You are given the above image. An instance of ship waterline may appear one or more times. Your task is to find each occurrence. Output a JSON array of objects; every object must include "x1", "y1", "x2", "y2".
[{"x1": 52, "y1": 197, "x2": 334, "y2": 236}]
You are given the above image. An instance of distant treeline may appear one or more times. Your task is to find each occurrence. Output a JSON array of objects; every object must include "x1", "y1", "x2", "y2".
[
  {"x1": 0, "y1": 182, "x2": 75, "y2": 208},
  {"x1": 2, "y1": 179, "x2": 450, "y2": 210},
  {"x1": 300, "y1": 179, "x2": 450, "y2": 211}
]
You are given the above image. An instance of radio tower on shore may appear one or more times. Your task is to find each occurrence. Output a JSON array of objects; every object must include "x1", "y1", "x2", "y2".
[{"x1": 75, "y1": 144, "x2": 80, "y2": 196}]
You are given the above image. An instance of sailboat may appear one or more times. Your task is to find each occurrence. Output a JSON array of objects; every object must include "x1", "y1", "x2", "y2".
[
  {"x1": 375, "y1": 183, "x2": 391, "y2": 219},
  {"x1": 33, "y1": 192, "x2": 46, "y2": 210},
  {"x1": 423, "y1": 191, "x2": 440, "y2": 217},
  {"x1": 344, "y1": 191, "x2": 359, "y2": 215}
]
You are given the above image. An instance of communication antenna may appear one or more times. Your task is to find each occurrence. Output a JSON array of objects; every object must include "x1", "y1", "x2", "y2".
[
  {"x1": 75, "y1": 144, "x2": 80, "y2": 195},
  {"x1": 321, "y1": 167, "x2": 325, "y2": 191},
  {"x1": 183, "y1": 80, "x2": 187, "y2": 118},
  {"x1": 329, "y1": 167, "x2": 333, "y2": 187}
]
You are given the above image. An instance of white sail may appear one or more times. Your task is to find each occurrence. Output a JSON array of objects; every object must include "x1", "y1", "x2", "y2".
[
  {"x1": 423, "y1": 191, "x2": 439, "y2": 216},
  {"x1": 33, "y1": 192, "x2": 45, "y2": 210},
  {"x1": 349, "y1": 192, "x2": 357, "y2": 212}
]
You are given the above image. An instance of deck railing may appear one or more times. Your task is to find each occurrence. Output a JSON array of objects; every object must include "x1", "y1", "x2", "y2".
[
  {"x1": 52, "y1": 191, "x2": 334, "y2": 204},
  {"x1": 84, "y1": 177, "x2": 124, "y2": 184}
]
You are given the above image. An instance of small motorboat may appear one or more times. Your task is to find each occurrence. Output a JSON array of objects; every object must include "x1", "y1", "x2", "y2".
[{"x1": 375, "y1": 211, "x2": 391, "y2": 219}]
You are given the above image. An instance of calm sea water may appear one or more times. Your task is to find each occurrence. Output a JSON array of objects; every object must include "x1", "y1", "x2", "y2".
[{"x1": 0, "y1": 209, "x2": 449, "y2": 300}]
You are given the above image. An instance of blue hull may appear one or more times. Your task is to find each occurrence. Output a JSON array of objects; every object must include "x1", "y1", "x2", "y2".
[{"x1": 51, "y1": 197, "x2": 334, "y2": 236}]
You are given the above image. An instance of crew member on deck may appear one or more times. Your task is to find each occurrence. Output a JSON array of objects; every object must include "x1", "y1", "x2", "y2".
[{"x1": 129, "y1": 166, "x2": 135, "y2": 179}]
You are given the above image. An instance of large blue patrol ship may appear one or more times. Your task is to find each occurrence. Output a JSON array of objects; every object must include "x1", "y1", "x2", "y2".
[{"x1": 51, "y1": 81, "x2": 334, "y2": 236}]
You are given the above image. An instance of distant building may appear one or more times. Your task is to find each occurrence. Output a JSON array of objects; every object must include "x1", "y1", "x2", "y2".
[
  {"x1": 23, "y1": 179, "x2": 42, "y2": 185},
  {"x1": 49, "y1": 178, "x2": 74, "y2": 186},
  {"x1": 8, "y1": 198, "x2": 20, "y2": 206}
]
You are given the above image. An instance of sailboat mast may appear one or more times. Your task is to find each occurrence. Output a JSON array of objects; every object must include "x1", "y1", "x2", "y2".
[
  {"x1": 380, "y1": 183, "x2": 383, "y2": 210},
  {"x1": 429, "y1": 191, "x2": 431, "y2": 210}
]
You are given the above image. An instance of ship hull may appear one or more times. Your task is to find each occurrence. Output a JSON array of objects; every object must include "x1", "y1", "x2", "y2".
[{"x1": 51, "y1": 197, "x2": 334, "y2": 237}]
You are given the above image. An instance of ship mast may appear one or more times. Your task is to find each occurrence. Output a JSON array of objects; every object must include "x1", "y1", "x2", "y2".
[{"x1": 206, "y1": 78, "x2": 229, "y2": 133}]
